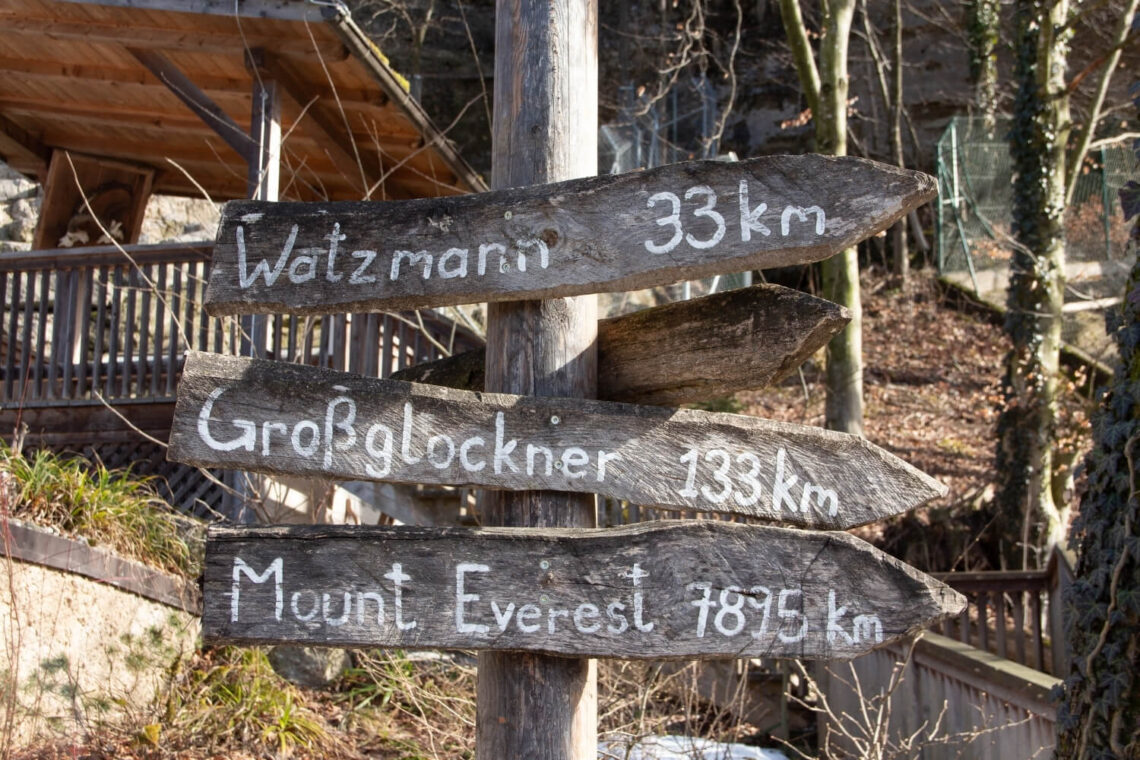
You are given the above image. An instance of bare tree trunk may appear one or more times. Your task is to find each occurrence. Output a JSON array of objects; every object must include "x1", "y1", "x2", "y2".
[
  {"x1": 779, "y1": 0, "x2": 863, "y2": 436},
  {"x1": 997, "y1": 0, "x2": 1071, "y2": 565},
  {"x1": 889, "y1": 0, "x2": 907, "y2": 281}
]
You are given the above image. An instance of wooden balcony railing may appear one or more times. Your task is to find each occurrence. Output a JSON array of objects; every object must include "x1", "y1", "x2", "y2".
[
  {"x1": 933, "y1": 548, "x2": 1073, "y2": 676},
  {"x1": 0, "y1": 242, "x2": 482, "y2": 408}
]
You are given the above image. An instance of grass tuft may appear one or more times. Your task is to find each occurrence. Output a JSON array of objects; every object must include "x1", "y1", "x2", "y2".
[{"x1": 0, "y1": 442, "x2": 203, "y2": 578}]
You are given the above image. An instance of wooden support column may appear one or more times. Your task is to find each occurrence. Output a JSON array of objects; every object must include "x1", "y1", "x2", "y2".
[
  {"x1": 244, "y1": 65, "x2": 281, "y2": 360},
  {"x1": 477, "y1": 1, "x2": 598, "y2": 758}
]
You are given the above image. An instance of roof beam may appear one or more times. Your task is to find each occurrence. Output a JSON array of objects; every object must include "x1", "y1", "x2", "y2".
[
  {"x1": 128, "y1": 48, "x2": 256, "y2": 164},
  {"x1": 0, "y1": 57, "x2": 387, "y2": 106},
  {"x1": 0, "y1": 113, "x2": 48, "y2": 177},
  {"x1": 0, "y1": 14, "x2": 348, "y2": 59},
  {"x1": 57, "y1": 0, "x2": 338, "y2": 23}
]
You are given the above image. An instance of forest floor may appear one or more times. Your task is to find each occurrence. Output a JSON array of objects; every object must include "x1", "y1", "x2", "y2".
[
  {"x1": 8, "y1": 268, "x2": 1099, "y2": 760},
  {"x1": 739, "y1": 268, "x2": 1095, "y2": 572}
]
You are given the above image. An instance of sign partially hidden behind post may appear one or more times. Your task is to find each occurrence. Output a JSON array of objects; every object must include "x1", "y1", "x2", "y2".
[
  {"x1": 204, "y1": 520, "x2": 965, "y2": 660},
  {"x1": 204, "y1": 155, "x2": 936, "y2": 315},
  {"x1": 169, "y1": 351, "x2": 946, "y2": 530}
]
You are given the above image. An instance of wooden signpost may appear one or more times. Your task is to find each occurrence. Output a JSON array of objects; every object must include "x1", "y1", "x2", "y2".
[
  {"x1": 170, "y1": 350, "x2": 945, "y2": 530},
  {"x1": 167, "y1": 4, "x2": 959, "y2": 756},
  {"x1": 392, "y1": 283, "x2": 852, "y2": 406},
  {"x1": 205, "y1": 521, "x2": 963, "y2": 660},
  {"x1": 204, "y1": 155, "x2": 935, "y2": 316}
]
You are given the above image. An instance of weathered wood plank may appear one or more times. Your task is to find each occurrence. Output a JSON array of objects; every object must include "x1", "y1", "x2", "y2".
[
  {"x1": 204, "y1": 155, "x2": 936, "y2": 315},
  {"x1": 202, "y1": 520, "x2": 965, "y2": 659},
  {"x1": 393, "y1": 284, "x2": 850, "y2": 405},
  {"x1": 169, "y1": 351, "x2": 946, "y2": 528}
]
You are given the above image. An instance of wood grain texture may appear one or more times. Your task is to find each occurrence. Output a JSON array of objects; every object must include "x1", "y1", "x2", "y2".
[
  {"x1": 202, "y1": 520, "x2": 965, "y2": 660},
  {"x1": 168, "y1": 351, "x2": 947, "y2": 529},
  {"x1": 481, "y1": 1, "x2": 600, "y2": 756},
  {"x1": 203, "y1": 155, "x2": 936, "y2": 315},
  {"x1": 393, "y1": 284, "x2": 851, "y2": 405}
]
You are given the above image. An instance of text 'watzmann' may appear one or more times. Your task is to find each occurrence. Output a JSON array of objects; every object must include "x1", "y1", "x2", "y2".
[{"x1": 231, "y1": 182, "x2": 827, "y2": 290}]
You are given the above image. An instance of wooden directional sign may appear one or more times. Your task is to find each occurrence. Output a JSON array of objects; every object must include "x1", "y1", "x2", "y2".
[
  {"x1": 170, "y1": 351, "x2": 946, "y2": 529},
  {"x1": 203, "y1": 521, "x2": 965, "y2": 659},
  {"x1": 393, "y1": 283, "x2": 851, "y2": 406},
  {"x1": 204, "y1": 155, "x2": 936, "y2": 315}
]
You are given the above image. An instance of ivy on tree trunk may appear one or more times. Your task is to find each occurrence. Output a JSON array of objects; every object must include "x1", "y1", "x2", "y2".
[
  {"x1": 967, "y1": 0, "x2": 1000, "y2": 133},
  {"x1": 995, "y1": 0, "x2": 1071, "y2": 563},
  {"x1": 1056, "y1": 95, "x2": 1140, "y2": 755}
]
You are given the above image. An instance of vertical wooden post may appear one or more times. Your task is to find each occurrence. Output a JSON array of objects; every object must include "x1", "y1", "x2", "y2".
[
  {"x1": 245, "y1": 64, "x2": 280, "y2": 360},
  {"x1": 477, "y1": 1, "x2": 598, "y2": 758}
]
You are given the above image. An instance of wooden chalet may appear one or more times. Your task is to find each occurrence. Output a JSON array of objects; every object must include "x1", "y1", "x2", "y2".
[{"x1": 0, "y1": 0, "x2": 486, "y2": 516}]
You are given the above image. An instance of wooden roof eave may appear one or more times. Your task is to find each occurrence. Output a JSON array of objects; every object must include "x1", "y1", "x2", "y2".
[{"x1": 324, "y1": 9, "x2": 488, "y2": 195}]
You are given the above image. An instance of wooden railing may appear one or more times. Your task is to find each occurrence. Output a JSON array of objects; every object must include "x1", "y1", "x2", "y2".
[
  {"x1": 0, "y1": 242, "x2": 481, "y2": 408},
  {"x1": 819, "y1": 633, "x2": 1061, "y2": 759},
  {"x1": 932, "y1": 548, "x2": 1073, "y2": 676}
]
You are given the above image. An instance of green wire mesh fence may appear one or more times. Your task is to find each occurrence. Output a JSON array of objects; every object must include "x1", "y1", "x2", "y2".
[{"x1": 936, "y1": 115, "x2": 1138, "y2": 290}]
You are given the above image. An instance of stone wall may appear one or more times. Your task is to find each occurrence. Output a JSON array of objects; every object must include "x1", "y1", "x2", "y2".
[{"x1": 0, "y1": 555, "x2": 199, "y2": 748}]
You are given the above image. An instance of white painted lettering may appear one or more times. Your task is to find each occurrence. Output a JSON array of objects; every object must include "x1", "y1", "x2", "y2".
[
  {"x1": 349, "y1": 250, "x2": 377, "y2": 284},
  {"x1": 493, "y1": 412, "x2": 519, "y2": 474},
  {"x1": 800, "y1": 483, "x2": 839, "y2": 516},
  {"x1": 291, "y1": 420, "x2": 320, "y2": 457},
  {"x1": 400, "y1": 403, "x2": 422, "y2": 464},
  {"x1": 597, "y1": 450, "x2": 620, "y2": 482},
  {"x1": 684, "y1": 185, "x2": 727, "y2": 249},
  {"x1": 325, "y1": 223, "x2": 346, "y2": 282},
  {"x1": 547, "y1": 607, "x2": 570, "y2": 634},
  {"x1": 516, "y1": 604, "x2": 541, "y2": 633},
  {"x1": 527, "y1": 444, "x2": 553, "y2": 477},
  {"x1": 605, "y1": 601, "x2": 629, "y2": 634},
  {"x1": 427, "y1": 434, "x2": 456, "y2": 469},
  {"x1": 236, "y1": 224, "x2": 295, "y2": 288},
  {"x1": 738, "y1": 180, "x2": 771, "y2": 241},
  {"x1": 622, "y1": 564, "x2": 654, "y2": 632},
  {"x1": 478, "y1": 243, "x2": 504, "y2": 276},
  {"x1": 645, "y1": 191, "x2": 683, "y2": 254},
  {"x1": 385, "y1": 563, "x2": 416, "y2": 630},
  {"x1": 777, "y1": 589, "x2": 807, "y2": 643},
  {"x1": 460, "y1": 436, "x2": 486, "y2": 472},
  {"x1": 231, "y1": 556, "x2": 283, "y2": 623},
  {"x1": 291, "y1": 589, "x2": 319, "y2": 622},
  {"x1": 772, "y1": 448, "x2": 799, "y2": 513},
  {"x1": 323, "y1": 394, "x2": 357, "y2": 468},
  {"x1": 455, "y1": 563, "x2": 489, "y2": 634},
  {"x1": 261, "y1": 421, "x2": 287, "y2": 455},
  {"x1": 364, "y1": 423, "x2": 394, "y2": 478},
  {"x1": 561, "y1": 447, "x2": 589, "y2": 479},
  {"x1": 357, "y1": 592, "x2": 385, "y2": 625},
  {"x1": 573, "y1": 603, "x2": 601, "y2": 633},
  {"x1": 491, "y1": 601, "x2": 515, "y2": 631},
  {"x1": 287, "y1": 250, "x2": 318, "y2": 283},
  {"x1": 323, "y1": 591, "x2": 352, "y2": 626},
  {"x1": 438, "y1": 247, "x2": 469, "y2": 279},
  {"x1": 390, "y1": 250, "x2": 433, "y2": 280},
  {"x1": 781, "y1": 205, "x2": 826, "y2": 236},
  {"x1": 198, "y1": 387, "x2": 256, "y2": 452}
]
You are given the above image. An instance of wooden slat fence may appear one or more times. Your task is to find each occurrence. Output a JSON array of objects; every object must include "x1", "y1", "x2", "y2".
[
  {"x1": 932, "y1": 550, "x2": 1072, "y2": 676},
  {"x1": 0, "y1": 242, "x2": 481, "y2": 407},
  {"x1": 818, "y1": 633, "x2": 1060, "y2": 760}
]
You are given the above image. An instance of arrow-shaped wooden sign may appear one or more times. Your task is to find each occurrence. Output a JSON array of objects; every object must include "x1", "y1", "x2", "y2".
[
  {"x1": 204, "y1": 155, "x2": 936, "y2": 315},
  {"x1": 392, "y1": 283, "x2": 851, "y2": 406},
  {"x1": 203, "y1": 520, "x2": 965, "y2": 660},
  {"x1": 170, "y1": 351, "x2": 946, "y2": 529}
]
